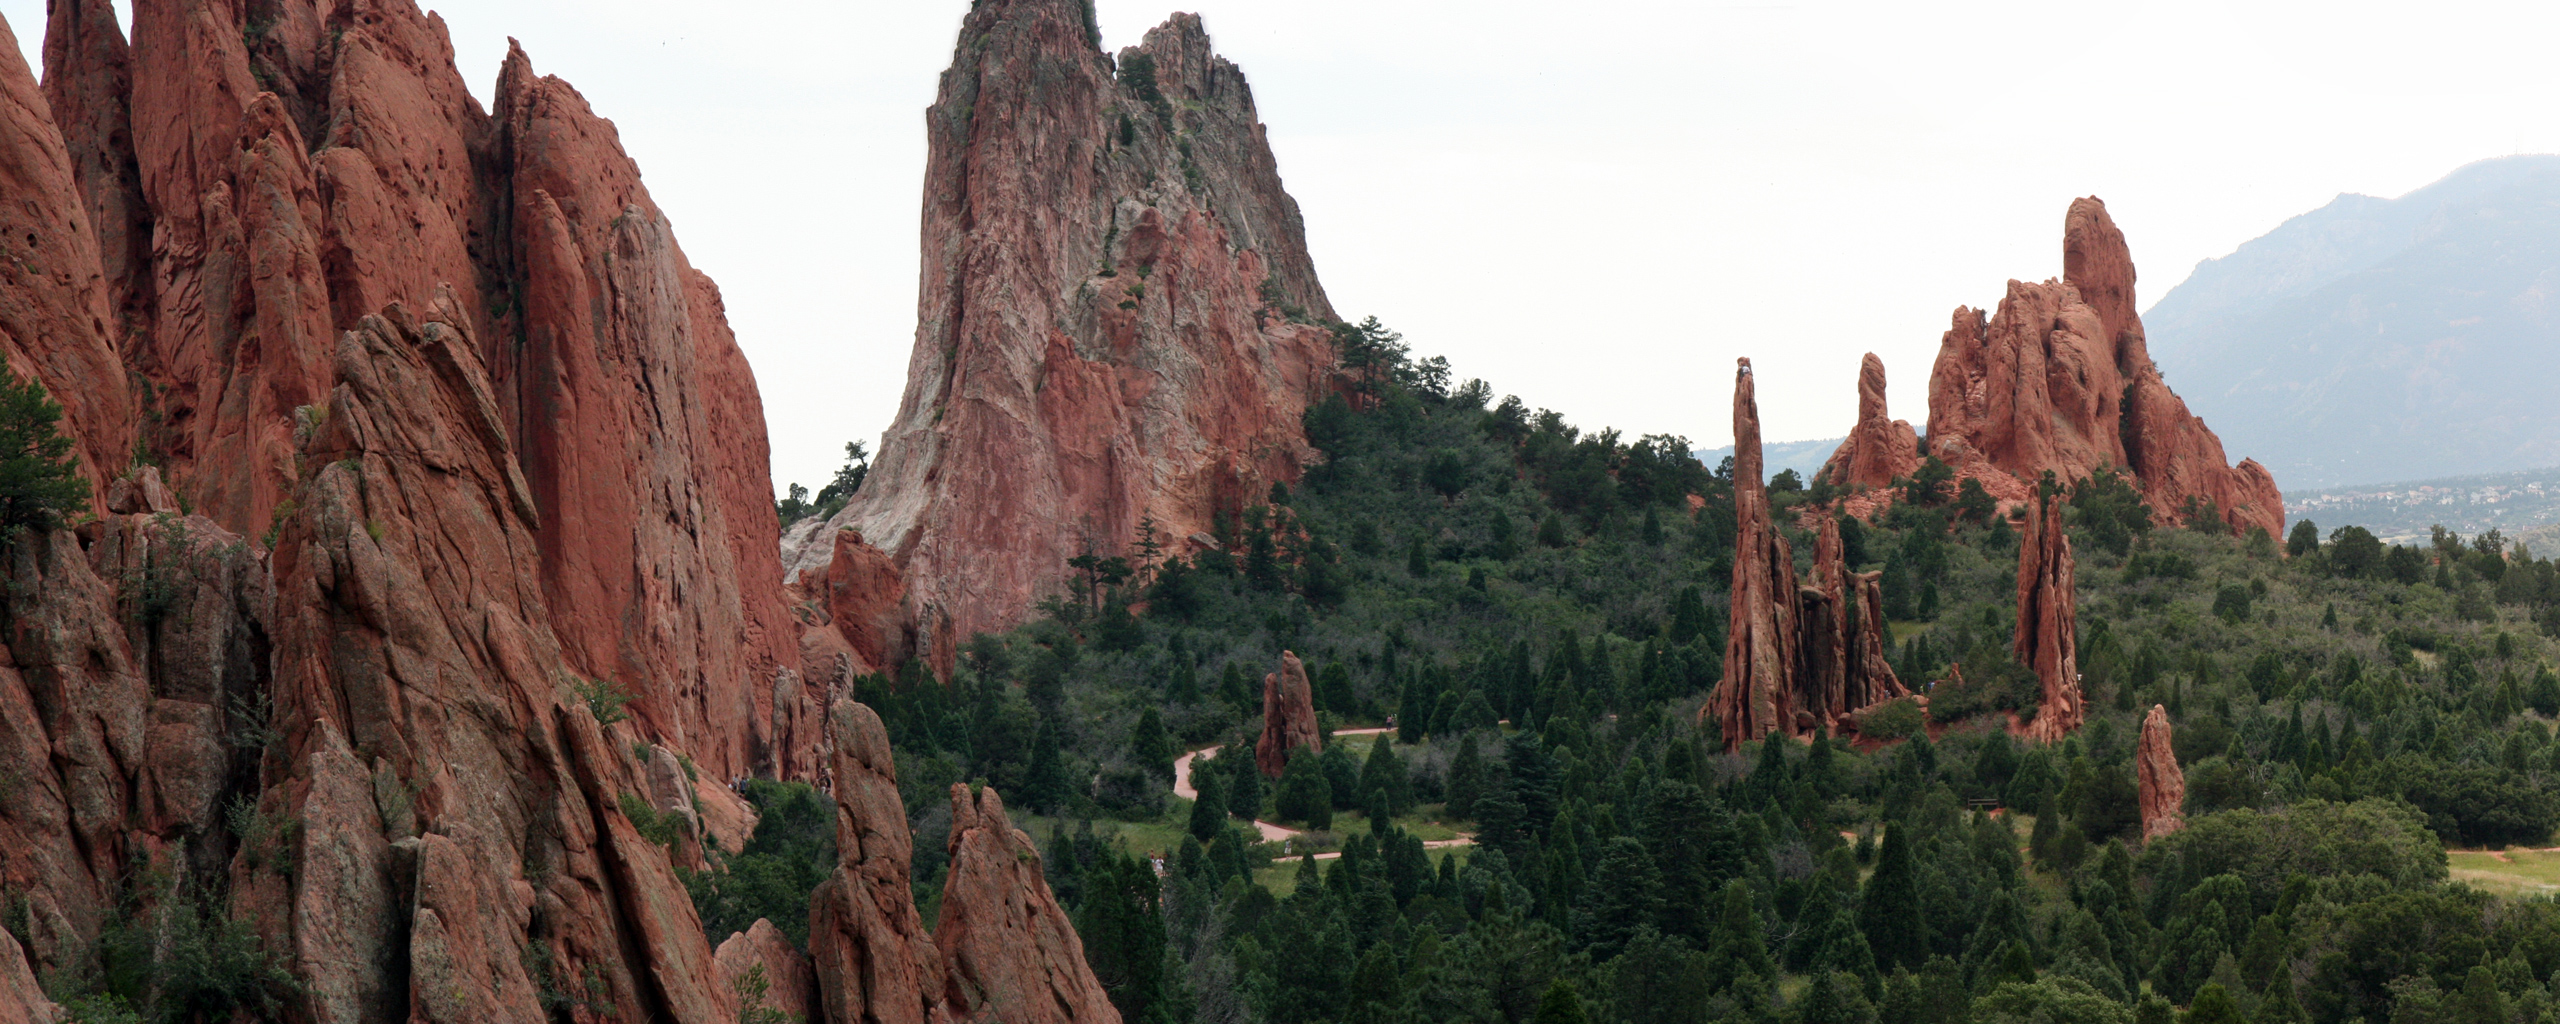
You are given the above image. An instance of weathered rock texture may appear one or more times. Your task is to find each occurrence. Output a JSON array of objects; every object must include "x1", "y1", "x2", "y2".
[
  {"x1": 809, "y1": 699, "x2": 1121, "y2": 1024},
  {"x1": 0, "y1": 10, "x2": 135, "y2": 492},
  {"x1": 717, "y1": 920, "x2": 819, "y2": 1024},
  {"x1": 809, "y1": 700, "x2": 948, "y2": 1024},
  {"x1": 2138, "y1": 704, "x2": 2186, "y2": 843},
  {"x1": 2015, "y1": 492, "x2": 2083, "y2": 744},
  {"x1": 1817, "y1": 352, "x2": 1919, "y2": 495},
  {"x1": 0, "y1": 0, "x2": 911, "y2": 1018},
  {"x1": 22, "y1": 0, "x2": 798, "y2": 785},
  {"x1": 1255, "y1": 650, "x2": 1321, "y2": 777},
  {"x1": 1716, "y1": 360, "x2": 1799, "y2": 746},
  {"x1": 787, "y1": 0, "x2": 1341, "y2": 656},
  {"x1": 1711, "y1": 360, "x2": 1910, "y2": 748},
  {"x1": 1920, "y1": 199, "x2": 2284, "y2": 538}
]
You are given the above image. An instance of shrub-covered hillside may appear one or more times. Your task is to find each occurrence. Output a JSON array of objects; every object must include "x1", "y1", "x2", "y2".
[{"x1": 722, "y1": 320, "x2": 2560, "y2": 1024}]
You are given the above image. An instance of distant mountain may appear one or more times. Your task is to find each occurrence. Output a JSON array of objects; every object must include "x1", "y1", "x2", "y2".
[
  {"x1": 1695, "y1": 437, "x2": 1843, "y2": 483},
  {"x1": 2146, "y1": 155, "x2": 2560, "y2": 490}
]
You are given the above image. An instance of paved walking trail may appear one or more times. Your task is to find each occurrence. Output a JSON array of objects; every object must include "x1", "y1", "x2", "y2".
[{"x1": 1172, "y1": 728, "x2": 1471, "y2": 861}]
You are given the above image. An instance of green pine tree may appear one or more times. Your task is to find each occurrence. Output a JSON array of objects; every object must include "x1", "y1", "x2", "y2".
[
  {"x1": 0, "y1": 366, "x2": 87, "y2": 541},
  {"x1": 1130, "y1": 708, "x2": 1175, "y2": 782},
  {"x1": 1187, "y1": 772, "x2": 1227, "y2": 843},
  {"x1": 1859, "y1": 822, "x2": 1928, "y2": 972}
]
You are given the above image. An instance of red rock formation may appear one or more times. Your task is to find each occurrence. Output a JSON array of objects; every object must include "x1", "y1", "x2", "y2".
[
  {"x1": 809, "y1": 699, "x2": 948, "y2": 1024},
  {"x1": 1714, "y1": 359, "x2": 1801, "y2": 746},
  {"x1": 1715, "y1": 361, "x2": 1915, "y2": 749},
  {"x1": 1923, "y1": 199, "x2": 2283, "y2": 538},
  {"x1": 1818, "y1": 352, "x2": 1920, "y2": 495},
  {"x1": 809, "y1": 699, "x2": 1121, "y2": 1024},
  {"x1": 257, "y1": 302, "x2": 729, "y2": 1024},
  {"x1": 2138, "y1": 704, "x2": 2186, "y2": 843},
  {"x1": 718, "y1": 920, "x2": 819, "y2": 1024},
  {"x1": 937, "y1": 783, "x2": 1122, "y2": 1024},
  {"x1": 2016, "y1": 492, "x2": 2083, "y2": 744},
  {"x1": 1256, "y1": 650, "x2": 1322, "y2": 777},
  {"x1": 787, "y1": 1, "x2": 1339, "y2": 648},
  {"x1": 24, "y1": 0, "x2": 801, "y2": 786},
  {"x1": 0, "y1": 9, "x2": 135, "y2": 490},
  {"x1": 824, "y1": 528, "x2": 910, "y2": 674}
]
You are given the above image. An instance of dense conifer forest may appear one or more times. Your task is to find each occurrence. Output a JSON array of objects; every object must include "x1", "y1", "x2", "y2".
[{"x1": 721, "y1": 321, "x2": 2560, "y2": 1023}]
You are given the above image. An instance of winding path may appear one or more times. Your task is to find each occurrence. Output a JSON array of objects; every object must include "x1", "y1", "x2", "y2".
[{"x1": 1172, "y1": 728, "x2": 1471, "y2": 860}]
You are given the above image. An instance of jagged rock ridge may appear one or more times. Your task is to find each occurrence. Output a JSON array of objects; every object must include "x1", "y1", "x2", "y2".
[
  {"x1": 1822, "y1": 199, "x2": 2284, "y2": 540},
  {"x1": 0, "y1": 2, "x2": 1124, "y2": 1021},
  {"x1": 784, "y1": 0, "x2": 1342, "y2": 666}
]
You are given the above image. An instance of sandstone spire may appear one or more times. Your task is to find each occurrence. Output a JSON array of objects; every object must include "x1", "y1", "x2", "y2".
[
  {"x1": 786, "y1": 0, "x2": 1341, "y2": 658},
  {"x1": 1714, "y1": 359, "x2": 1800, "y2": 745},
  {"x1": 2016, "y1": 491, "x2": 2083, "y2": 743},
  {"x1": 1818, "y1": 352, "x2": 1920, "y2": 496},
  {"x1": 1256, "y1": 650, "x2": 1322, "y2": 777},
  {"x1": 2138, "y1": 704, "x2": 2186, "y2": 843}
]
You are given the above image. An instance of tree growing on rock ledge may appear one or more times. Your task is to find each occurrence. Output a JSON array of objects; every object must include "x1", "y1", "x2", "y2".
[{"x1": 0, "y1": 365, "x2": 87, "y2": 541}]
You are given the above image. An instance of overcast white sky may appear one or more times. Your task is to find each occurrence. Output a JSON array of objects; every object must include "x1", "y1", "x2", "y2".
[{"x1": 10, "y1": 1, "x2": 2560, "y2": 495}]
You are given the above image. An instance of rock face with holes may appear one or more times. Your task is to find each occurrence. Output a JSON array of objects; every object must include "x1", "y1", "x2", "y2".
[
  {"x1": 1921, "y1": 198, "x2": 2284, "y2": 538},
  {"x1": 786, "y1": 0, "x2": 1340, "y2": 661},
  {"x1": 2138, "y1": 703, "x2": 2186, "y2": 843},
  {"x1": 2016, "y1": 492, "x2": 2083, "y2": 744},
  {"x1": 1255, "y1": 650, "x2": 1322, "y2": 777}
]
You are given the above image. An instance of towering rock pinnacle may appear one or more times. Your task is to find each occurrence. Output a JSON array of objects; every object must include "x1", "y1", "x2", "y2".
[
  {"x1": 1817, "y1": 352, "x2": 1920, "y2": 495},
  {"x1": 1255, "y1": 650, "x2": 1321, "y2": 777},
  {"x1": 2138, "y1": 704, "x2": 2186, "y2": 843},
  {"x1": 2016, "y1": 491, "x2": 2083, "y2": 744},
  {"x1": 786, "y1": 1, "x2": 1341, "y2": 657},
  {"x1": 1715, "y1": 359, "x2": 1798, "y2": 745},
  {"x1": 1711, "y1": 361, "x2": 1909, "y2": 748},
  {"x1": 1901, "y1": 198, "x2": 2283, "y2": 536}
]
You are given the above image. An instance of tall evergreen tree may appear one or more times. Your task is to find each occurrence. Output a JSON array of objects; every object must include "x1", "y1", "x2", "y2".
[
  {"x1": 1074, "y1": 852, "x2": 1168, "y2": 1023},
  {"x1": 1357, "y1": 736, "x2": 1411, "y2": 816},
  {"x1": 1022, "y1": 719, "x2": 1071, "y2": 814},
  {"x1": 1860, "y1": 822, "x2": 1928, "y2": 972},
  {"x1": 1129, "y1": 708, "x2": 1175, "y2": 782},
  {"x1": 1188, "y1": 772, "x2": 1228, "y2": 843}
]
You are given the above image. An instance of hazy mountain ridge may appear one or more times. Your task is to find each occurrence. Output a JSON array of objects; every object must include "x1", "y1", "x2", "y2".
[
  {"x1": 1695, "y1": 436, "x2": 1842, "y2": 481},
  {"x1": 2146, "y1": 154, "x2": 2560, "y2": 490}
]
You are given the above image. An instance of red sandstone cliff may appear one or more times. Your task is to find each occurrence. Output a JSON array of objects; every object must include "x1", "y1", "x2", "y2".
[
  {"x1": 1918, "y1": 199, "x2": 2283, "y2": 537},
  {"x1": 20, "y1": 0, "x2": 798, "y2": 784},
  {"x1": 0, "y1": 2, "x2": 979, "y2": 1019},
  {"x1": 784, "y1": 0, "x2": 1340, "y2": 656}
]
